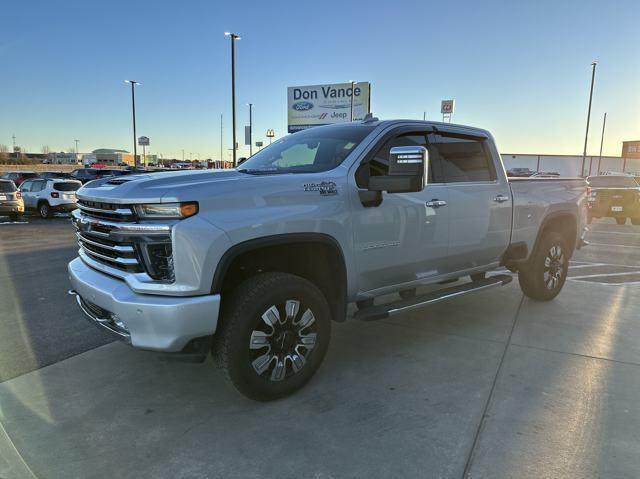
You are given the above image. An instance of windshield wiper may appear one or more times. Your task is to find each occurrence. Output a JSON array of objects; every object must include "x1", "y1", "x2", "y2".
[{"x1": 237, "y1": 168, "x2": 288, "y2": 175}]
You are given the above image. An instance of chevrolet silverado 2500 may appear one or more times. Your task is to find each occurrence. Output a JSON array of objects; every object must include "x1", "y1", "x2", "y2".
[{"x1": 68, "y1": 119, "x2": 587, "y2": 400}]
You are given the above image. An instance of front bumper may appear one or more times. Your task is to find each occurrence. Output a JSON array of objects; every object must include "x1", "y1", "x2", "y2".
[{"x1": 68, "y1": 257, "x2": 220, "y2": 352}]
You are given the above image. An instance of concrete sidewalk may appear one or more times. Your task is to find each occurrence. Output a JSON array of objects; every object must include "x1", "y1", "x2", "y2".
[{"x1": 1, "y1": 280, "x2": 639, "y2": 478}]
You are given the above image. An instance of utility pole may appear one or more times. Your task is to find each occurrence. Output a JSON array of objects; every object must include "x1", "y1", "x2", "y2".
[
  {"x1": 220, "y1": 113, "x2": 223, "y2": 162},
  {"x1": 349, "y1": 80, "x2": 355, "y2": 121},
  {"x1": 11, "y1": 134, "x2": 16, "y2": 151},
  {"x1": 581, "y1": 62, "x2": 597, "y2": 177},
  {"x1": 125, "y1": 80, "x2": 140, "y2": 167},
  {"x1": 423, "y1": 112, "x2": 426, "y2": 121},
  {"x1": 182, "y1": 149, "x2": 184, "y2": 161},
  {"x1": 597, "y1": 112, "x2": 607, "y2": 175},
  {"x1": 225, "y1": 32, "x2": 241, "y2": 167},
  {"x1": 74, "y1": 139, "x2": 79, "y2": 154}
]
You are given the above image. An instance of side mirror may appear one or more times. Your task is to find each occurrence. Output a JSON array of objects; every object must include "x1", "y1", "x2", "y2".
[{"x1": 368, "y1": 146, "x2": 427, "y2": 193}]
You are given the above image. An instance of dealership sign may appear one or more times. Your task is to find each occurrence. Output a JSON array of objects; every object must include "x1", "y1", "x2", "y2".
[
  {"x1": 440, "y1": 100, "x2": 455, "y2": 115},
  {"x1": 287, "y1": 82, "x2": 371, "y2": 133}
]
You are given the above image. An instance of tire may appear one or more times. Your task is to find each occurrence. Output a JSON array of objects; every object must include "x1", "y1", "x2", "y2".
[
  {"x1": 518, "y1": 231, "x2": 569, "y2": 301},
  {"x1": 615, "y1": 217, "x2": 627, "y2": 225},
  {"x1": 215, "y1": 272, "x2": 331, "y2": 401},
  {"x1": 38, "y1": 202, "x2": 52, "y2": 219},
  {"x1": 632, "y1": 218, "x2": 640, "y2": 226}
]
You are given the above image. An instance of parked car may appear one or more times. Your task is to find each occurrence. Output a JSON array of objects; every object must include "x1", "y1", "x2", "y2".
[
  {"x1": 507, "y1": 167, "x2": 535, "y2": 177},
  {"x1": 0, "y1": 179, "x2": 24, "y2": 221},
  {"x1": 20, "y1": 178, "x2": 82, "y2": 218},
  {"x1": 40, "y1": 171, "x2": 73, "y2": 180},
  {"x1": 70, "y1": 168, "x2": 102, "y2": 184},
  {"x1": 1, "y1": 171, "x2": 40, "y2": 187},
  {"x1": 69, "y1": 119, "x2": 587, "y2": 400},
  {"x1": 586, "y1": 175, "x2": 640, "y2": 225}
]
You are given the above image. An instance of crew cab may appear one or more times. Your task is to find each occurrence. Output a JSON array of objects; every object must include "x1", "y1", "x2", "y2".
[
  {"x1": 68, "y1": 119, "x2": 587, "y2": 400},
  {"x1": 586, "y1": 174, "x2": 640, "y2": 225}
]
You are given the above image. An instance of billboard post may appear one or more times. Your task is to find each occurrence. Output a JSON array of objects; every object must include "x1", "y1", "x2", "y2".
[{"x1": 287, "y1": 82, "x2": 371, "y2": 133}]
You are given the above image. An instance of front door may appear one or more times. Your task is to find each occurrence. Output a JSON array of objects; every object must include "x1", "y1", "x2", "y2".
[{"x1": 351, "y1": 129, "x2": 450, "y2": 294}]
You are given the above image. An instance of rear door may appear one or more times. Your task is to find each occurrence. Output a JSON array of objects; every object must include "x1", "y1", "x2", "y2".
[
  {"x1": 20, "y1": 181, "x2": 35, "y2": 208},
  {"x1": 429, "y1": 132, "x2": 511, "y2": 272}
]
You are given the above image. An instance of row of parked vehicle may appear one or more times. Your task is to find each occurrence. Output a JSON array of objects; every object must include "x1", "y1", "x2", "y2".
[{"x1": 0, "y1": 167, "x2": 156, "y2": 221}]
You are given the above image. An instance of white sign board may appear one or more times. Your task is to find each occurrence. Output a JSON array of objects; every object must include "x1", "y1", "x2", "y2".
[
  {"x1": 441, "y1": 100, "x2": 455, "y2": 115},
  {"x1": 287, "y1": 82, "x2": 371, "y2": 133},
  {"x1": 138, "y1": 136, "x2": 150, "y2": 146}
]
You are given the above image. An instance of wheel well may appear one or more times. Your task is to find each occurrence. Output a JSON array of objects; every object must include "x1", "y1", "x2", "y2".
[
  {"x1": 213, "y1": 236, "x2": 348, "y2": 323},
  {"x1": 536, "y1": 214, "x2": 577, "y2": 257}
]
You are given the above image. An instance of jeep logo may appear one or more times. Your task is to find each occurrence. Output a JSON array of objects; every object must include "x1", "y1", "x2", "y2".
[{"x1": 292, "y1": 101, "x2": 314, "y2": 111}]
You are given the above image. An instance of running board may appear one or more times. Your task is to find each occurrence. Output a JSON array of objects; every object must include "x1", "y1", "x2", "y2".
[{"x1": 354, "y1": 274, "x2": 513, "y2": 322}]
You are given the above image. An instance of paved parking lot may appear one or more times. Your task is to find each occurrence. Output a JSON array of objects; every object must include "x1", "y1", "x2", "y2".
[{"x1": 1, "y1": 215, "x2": 640, "y2": 478}]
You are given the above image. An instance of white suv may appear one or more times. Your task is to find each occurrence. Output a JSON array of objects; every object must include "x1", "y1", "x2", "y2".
[{"x1": 20, "y1": 178, "x2": 82, "y2": 218}]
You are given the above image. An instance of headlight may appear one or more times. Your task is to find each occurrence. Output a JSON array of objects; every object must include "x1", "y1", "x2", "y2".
[{"x1": 134, "y1": 202, "x2": 198, "y2": 219}]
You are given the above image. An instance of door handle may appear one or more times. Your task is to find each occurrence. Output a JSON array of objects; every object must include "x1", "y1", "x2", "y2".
[
  {"x1": 493, "y1": 194, "x2": 509, "y2": 203},
  {"x1": 426, "y1": 199, "x2": 447, "y2": 208}
]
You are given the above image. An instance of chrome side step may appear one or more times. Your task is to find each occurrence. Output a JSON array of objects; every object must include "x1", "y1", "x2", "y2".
[{"x1": 354, "y1": 274, "x2": 513, "y2": 321}]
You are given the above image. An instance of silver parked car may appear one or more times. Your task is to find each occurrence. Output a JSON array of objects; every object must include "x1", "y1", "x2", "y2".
[{"x1": 0, "y1": 179, "x2": 25, "y2": 221}]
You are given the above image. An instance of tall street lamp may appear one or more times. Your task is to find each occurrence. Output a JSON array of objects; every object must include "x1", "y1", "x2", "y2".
[
  {"x1": 247, "y1": 103, "x2": 253, "y2": 156},
  {"x1": 581, "y1": 62, "x2": 597, "y2": 177},
  {"x1": 125, "y1": 80, "x2": 141, "y2": 167},
  {"x1": 225, "y1": 32, "x2": 241, "y2": 167},
  {"x1": 597, "y1": 112, "x2": 607, "y2": 175}
]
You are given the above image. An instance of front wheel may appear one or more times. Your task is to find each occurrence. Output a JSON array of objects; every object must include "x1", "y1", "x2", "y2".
[
  {"x1": 518, "y1": 232, "x2": 569, "y2": 301},
  {"x1": 215, "y1": 272, "x2": 331, "y2": 401},
  {"x1": 616, "y1": 217, "x2": 627, "y2": 225}
]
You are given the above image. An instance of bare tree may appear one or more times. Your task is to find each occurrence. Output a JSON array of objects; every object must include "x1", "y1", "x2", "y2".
[
  {"x1": 41, "y1": 145, "x2": 51, "y2": 154},
  {"x1": 0, "y1": 144, "x2": 8, "y2": 154}
]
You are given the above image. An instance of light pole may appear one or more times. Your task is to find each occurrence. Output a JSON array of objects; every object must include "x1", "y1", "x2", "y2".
[
  {"x1": 597, "y1": 112, "x2": 607, "y2": 175},
  {"x1": 225, "y1": 32, "x2": 241, "y2": 167},
  {"x1": 246, "y1": 103, "x2": 253, "y2": 156},
  {"x1": 581, "y1": 62, "x2": 597, "y2": 177},
  {"x1": 125, "y1": 80, "x2": 140, "y2": 167},
  {"x1": 349, "y1": 80, "x2": 355, "y2": 121},
  {"x1": 266, "y1": 129, "x2": 275, "y2": 144},
  {"x1": 74, "y1": 139, "x2": 79, "y2": 153}
]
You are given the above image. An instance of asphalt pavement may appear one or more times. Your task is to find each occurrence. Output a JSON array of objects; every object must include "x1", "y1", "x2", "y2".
[{"x1": 1, "y1": 215, "x2": 640, "y2": 478}]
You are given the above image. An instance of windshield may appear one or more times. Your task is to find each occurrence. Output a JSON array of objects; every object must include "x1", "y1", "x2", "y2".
[
  {"x1": 588, "y1": 176, "x2": 639, "y2": 187},
  {"x1": 238, "y1": 125, "x2": 375, "y2": 174},
  {"x1": 0, "y1": 181, "x2": 16, "y2": 192}
]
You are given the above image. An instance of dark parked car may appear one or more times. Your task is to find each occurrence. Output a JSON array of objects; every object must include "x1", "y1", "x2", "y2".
[
  {"x1": 1, "y1": 171, "x2": 39, "y2": 187},
  {"x1": 0, "y1": 179, "x2": 24, "y2": 221},
  {"x1": 586, "y1": 175, "x2": 640, "y2": 225},
  {"x1": 40, "y1": 171, "x2": 73, "y2": 180}
]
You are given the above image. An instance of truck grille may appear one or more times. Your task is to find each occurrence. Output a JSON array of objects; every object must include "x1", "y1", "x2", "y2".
[
  {"x1": 72, "y1": 208, "x2": 174, "y2": 280},
  {"x1": 77, "y1": 199, "x2": 136, "y2": 222}
]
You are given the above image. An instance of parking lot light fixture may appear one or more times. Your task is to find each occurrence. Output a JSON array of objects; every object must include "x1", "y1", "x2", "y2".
[
  {"x1": 124, "y1": 80, "x2": 141, "y2": 168},
  {"x1": 225, "y1": 32, "x2": 241, "y2": 167}
]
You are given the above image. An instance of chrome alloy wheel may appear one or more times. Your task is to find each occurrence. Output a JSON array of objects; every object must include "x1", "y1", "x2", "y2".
[
  {"x1": 543, "y1": 245, "x2": 565, "y2": 290},
  {"x1": 249, "y1": 300, "x2": 317, "y2": 382}
]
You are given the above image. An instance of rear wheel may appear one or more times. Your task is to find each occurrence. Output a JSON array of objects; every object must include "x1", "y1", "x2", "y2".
[
  {"x1": 518, "y1": 232, "x2": 569, "y2": 301},
  {"x1": 615, "y1": 217, "x2": 627, "y2": 225},
  {"x1": 38, "y1": 202, "x2": 52, "y2": 219},
  {"x1": 215, "y1": 272, "x2": 331, "y2": 401}
]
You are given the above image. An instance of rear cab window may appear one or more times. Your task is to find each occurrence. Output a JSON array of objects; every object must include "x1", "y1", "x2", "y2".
[{"x1": 428, "y1": 133, "x2": 496, "y2": 183}]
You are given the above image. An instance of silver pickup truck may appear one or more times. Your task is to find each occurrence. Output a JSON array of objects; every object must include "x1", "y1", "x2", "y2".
[{"x1": 68, "y1": 119, "x2": 587, "y2": 400}]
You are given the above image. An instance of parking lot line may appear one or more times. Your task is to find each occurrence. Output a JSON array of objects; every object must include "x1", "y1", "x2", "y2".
[
  {"x1": 568, "y1": 271, "x2": 640, "y2": 280},
  {"x1": 587, "y1": 242, "x2": 640, "y2": 250}
]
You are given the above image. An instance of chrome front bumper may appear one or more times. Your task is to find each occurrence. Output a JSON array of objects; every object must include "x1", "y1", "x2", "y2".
[{"x1": 68, "y1": 257, "x2": 220, "y2": 352}]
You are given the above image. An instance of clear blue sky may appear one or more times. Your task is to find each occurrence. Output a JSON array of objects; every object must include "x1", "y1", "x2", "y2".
[{"x1": 1, "y1": 0, "x2": 638, "y2": 159}]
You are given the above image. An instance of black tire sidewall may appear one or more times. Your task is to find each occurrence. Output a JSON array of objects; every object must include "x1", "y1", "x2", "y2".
[
  {"x1": 219, "y1": 273, "x2": 331, "y2": 401},
  {"x1": 39, "y1": 202, "x2": 50, "y2": 219},
  {"x1": 519, "y1": 232, "x2": 569, "y2": 301}
]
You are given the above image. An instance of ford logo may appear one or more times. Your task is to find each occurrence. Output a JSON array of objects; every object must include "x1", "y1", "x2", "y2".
[{"x1": 292, "y1": 101, "x2": 314, "y2": 111}]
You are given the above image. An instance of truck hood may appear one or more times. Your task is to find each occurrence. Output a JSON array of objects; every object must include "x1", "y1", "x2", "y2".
[{"x1": 77, "y1": 169, "x2": 247, "y2": 204}]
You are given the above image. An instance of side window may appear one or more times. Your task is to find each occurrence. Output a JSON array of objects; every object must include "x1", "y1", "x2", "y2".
[
  {"x1": 429, "y1": 134, "x2": 495, "y2": 183},
  {"x1": 21, "y1": 181, "x2": 32, "y2": 192},
  {"x1": 357, "y1": 132, "x2": 434, "y2": 187},
  {"x1": 31, "y1": 181, "x2": 45, "y2": 192}
]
